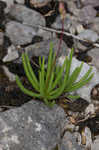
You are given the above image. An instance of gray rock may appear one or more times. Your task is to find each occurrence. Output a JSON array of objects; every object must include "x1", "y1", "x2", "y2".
[
  {"x1": 9, "y1": 4, "x2": 45, "y2": 27},
  {"x1": 74, "y1": 41, "x2": 87, "y2": 52},
  {"x1": 0, "y1": 100, "x2": 66, "y2": 150},
  {"x1": 83, "y1": 127, "x2": 92, "y2": 149},
  {"x1": 30, "y1": 0, "x2": 51, "y2": 7},
  {"x1": 5, "y1": 21, "x2": 36, "y2": 45},
  {"x1": 52, "y1": 14, "x2": 84, "y2": 34},
  {"x1": 88, "y1": 48, "x2": 99, "y2": 70},
  {"x1": 82, "y1": 0, "x2": 99, "y2": 7},
  {"x1": 78, "y1": 29, "x2": 99, "y2": 43},
  {"x1": 70, "y1": 57, "x2": 99, "y2": 102},
  {"x1": 78, "y1": 5, "x2": 97, "y2": 24},
  {"x1": 91, "y1": 135, "x2": 99, "y2": 150},
  {"x1": 59, "y1": 131, "x2": 84, "y2": 150},
  {"x1": 2, "y1": 65, "x2": 16, "y2": 81},
  {"x1": 37, "y1": 28, "x2": 55, "y2": 40},
  {"x1": 90, "y1": 17, "x2": 99, "y2": 34},
  {"x1": 2, "y1": 45, "x2": 19, "y2": 62},
  {"x1": 0, "y1": 32, "x2": 4, "y2": 46},
  {"x1": 1, "y1": 0, "x2": 14, "y2": 13},
  {"x1": 58, "y1": 56, "x2": 99, "y2": 103},
  {"x1": 25, "y1": 38, "x2": 69, "y2": 59},
  {"x1": 69, "y1": 22, "x2": 84, "y2": 34},
  {"x1": 51, "y1": 14, "x2": 72, "y2": 31},
  {"x1": 15, "y1": 0, "x2": 24, "y2": 4},
  {"x1": 0, "y1": 32, "x2": 4, "y2": 60},
  {"x1": 66, "y1": 0, "x2": 80, "y2": 17}
]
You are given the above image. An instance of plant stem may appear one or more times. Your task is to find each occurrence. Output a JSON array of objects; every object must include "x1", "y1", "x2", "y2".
[{"x1": 46, "y1": 17, "x2": 64, "y2": 89}]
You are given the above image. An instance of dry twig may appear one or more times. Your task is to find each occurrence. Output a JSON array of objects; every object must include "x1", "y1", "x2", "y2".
[{"x1": 37, "y1": 25, "x2": 99, "y2": 48}]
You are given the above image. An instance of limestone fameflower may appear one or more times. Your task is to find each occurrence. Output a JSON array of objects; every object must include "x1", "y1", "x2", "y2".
[{"x1": 16, "y1": 43, "x2": 94, "y2": 107}]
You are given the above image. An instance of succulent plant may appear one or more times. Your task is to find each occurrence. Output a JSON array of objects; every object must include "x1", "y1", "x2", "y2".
[{"x1": 16, "y1": 43, "x2": 94, "y2": 107}]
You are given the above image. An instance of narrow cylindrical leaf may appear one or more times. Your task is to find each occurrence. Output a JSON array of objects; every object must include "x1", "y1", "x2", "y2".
[
  {"x1": 65, "y1": 62, "x2": 83, "y2": 90},
  {"x1": 47, "y1": 71, "x2": 55, "y2": 93},
  {"x1": 22, "y1": 53, "x2": 39, "y2": 91},
  {"x1": 46, "y1": 43, "x2": 53, "y2": 82},
  {"x1": 51, "y1": 56, "x2": 67, "y2": 91},
  {"x1": 66, "y1": 73, "x2": 94, "y2": 92},
  {"x1": 40, "y1": 56, "x2": 45, "y2": 96},
  {"x1": 16, "y1": 75, "x2": 41, "y2": 98},
  {"x1": 67, "y1": 94, "x2": 80, "y2": 100},
  {"x1": 24, "y1": 53, "x2": 39, "y2": 90}
]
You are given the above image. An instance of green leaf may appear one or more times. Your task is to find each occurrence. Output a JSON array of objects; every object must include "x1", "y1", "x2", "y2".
[
  {"x1": 77, "y1": 66, "x2": 93, "y2": 83},
  {"x1": 25, "y1": 53, "x2": 39, "y2": 88},
  {"x1": 47, "y1": 71, "x2": 55, "y2": 93},
  {"x1": 40, "y1": 56, "x2": 45, "y2": 96},
  {"x1": 22, "y1": 53, "x2": 39, "y2": 91},
  {"x1": 67, "y1": 48, "x2": 74, "y2": 78},
  {"x1": 39, "y1": 72, "x2": 43, "y2": 96},
  {"x1": 49, "y1": 66, "x2": 70, "y2": 99},
  {"x1": 67, "y1": 94, "x2": 80, "y2": 100},
  {"x1": 64, "y1": 56, "x2": 70, "y2": 83},
  {"x1": 43, "y1": 98, "x2": 55, "y2": 107},
  {"x1": 50, "y1": 56, "x2": 67, "y2": 92},
  {"x1": 39, "y1": 56, "x2": 42, "y2": 68},
  {"x1": 66, "y1": 73, "x2": 94, "y2": 92},
  {"x1": 16, "y1": 75, "x2": 41, "y2": 98},
  {"x1": 65, "y1": 62, "x2": 83, "y2": 90},
  {"x1": 46, "y1": 42, "x2": 53, "y2": 83}
]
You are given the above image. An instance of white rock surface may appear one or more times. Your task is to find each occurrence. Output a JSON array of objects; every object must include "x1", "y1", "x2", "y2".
[
  {"x1": 58, "y1": 56, "x2": 99, "y2": 102},
  {"x1": 71, "y1": 57, "x2": 99, "y2": 102},
  {"x1": 3, "y1": 45, "x2": 19, "y2": 62},
  {"x1": 78, "y1": 29, "x2": 99, "y2": 42}
]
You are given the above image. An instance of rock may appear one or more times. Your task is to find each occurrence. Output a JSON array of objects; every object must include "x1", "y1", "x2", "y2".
[
  {"x1": 59, "y1": 131, "x2": 84, "y2": 150},
  {"x1": 52, "y1": 13, "x2": 84, "y2": 34},
  {"x1": 78, "y1": 29, "x2": 99, "y2": 42},
  {"x1": 51, "y1": 14, "x2": 72, "y2": 31},
  {"x1": 58, "y1": 55, "x2": 99, "y2": 103},
  {"x1": 1, "y1": 0, "x2": 14, "y2": 13},
  {"x1": 88, "y1": 48, "x2": 99, "y2": 70},
  {"x1": 0, "y1": 1, "x2": 6, "y2": 24},
  {"x1": 91, "y1": 135, "x2": 99, "y2": 150},
  {"x1": 69, "y1": 22, "x2": 84, "y2": 34},
  {"x1": 85, "y1": 104, "x2": 95, "y2": 116},
  {"x1": 15, "y1": 0, "x2": 24, "y2": 4},
  {"x1": 70, "y1": 57, "x2": 99, "y2": 103},
  {"x1": 82, "y1": 127, "x2": 92, "y2": 149},
  {"x1": 74, "y1": 28, "x2": 99, "y2": 52},
  {"x1": 37, "y1": 28, "x2": 55, "y2": 40},
  {"x1": 90, "y1": 17, "x2": 99, "y2": 34},
  {"x1": 25, "y1": 38, "x2": 69, "y2": 60},
  {"x1": 81, "y1": 0, "x2": 99, "y2": 7},
  {"x1": 76, "y1": 24, "x2": 85, "y2": 34},
  {"x1": 30, "y1": 0, "x2": 51, "y2": 8},
  {"x1": 5, "y1": 21, "x2": 36, "y2": 45},
  {"x1": 74, "y1": 41, "x2": 87, "y2": 52},
  {"x1": 0, "y1": 100, "x2": 66, "y2": 150},
  {"x1": 0, "y1": 32, "x2": 4, "y2": 46},
  {"x1": 2, "y1": 45, "x2": 19, "y2": 62},
  {"x1": 66, "y1": 0, "x2": 80, "y2": 17},
  {"x1": 9, "y1": 4, "x2": 45, "y2": 27},
  {"x1": 2, "y1": 65, "x2": 16, "y2": 81},
  {"x1": 91, "y1": 84, "x2": 99, "y2": 101},
  {"x1": 0, "y1": 32, "x2": 4, "y2": 60},
  {"x1": 78, "y1": 5, "x2": 97, "y2": 24}
]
